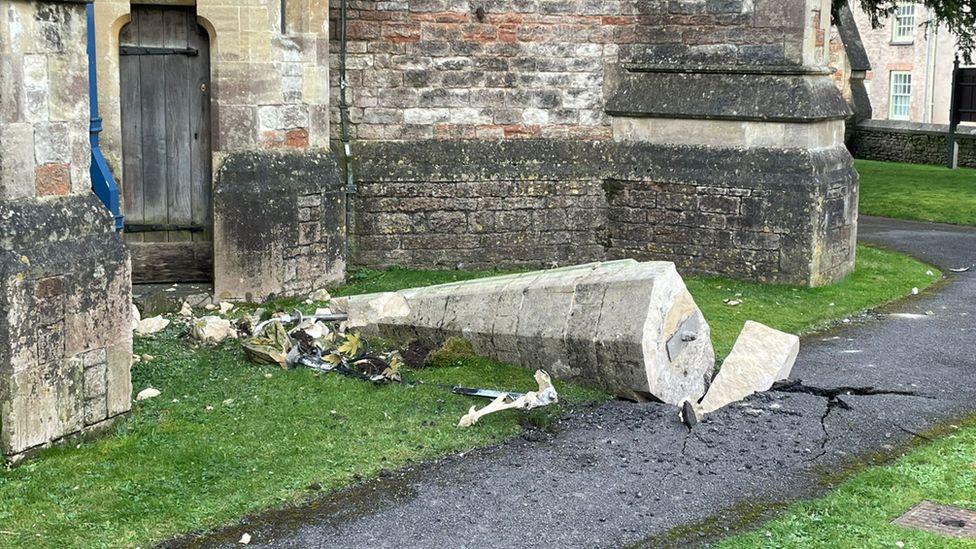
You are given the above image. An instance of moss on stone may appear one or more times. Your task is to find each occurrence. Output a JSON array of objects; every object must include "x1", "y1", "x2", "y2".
[{"x1": 424, "y1": 337, "x2": 477, "y2": 368}]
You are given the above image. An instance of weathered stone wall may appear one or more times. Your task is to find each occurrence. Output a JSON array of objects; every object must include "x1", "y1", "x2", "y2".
[
  {"x1": 607, "y1": 145, "x2": 858, "y2": 285},
  {"x1": 214, "y1": 151, "x2": 345, "y2": 301},
  {"x1": 352, "y1": 139, "x2": 858, "y2": 286},
  {"x1": 91, "y1": 0, "x2": 344, "y2": 299},
  {"x1": 1, "y1": 0, "x2": 132, "y2": 461},
  {"x1": 849, "y1": 120, "x2": 976, "y2": 167},
  {"x1": 352, "y1": 141, "x2": 608, "y2": 269},
  {"x1": 341, "y1": 0, "x2": 857, "y2": 287},
  {"x1": 329, "y1": 0, "x2": 826, "y2": 141}
]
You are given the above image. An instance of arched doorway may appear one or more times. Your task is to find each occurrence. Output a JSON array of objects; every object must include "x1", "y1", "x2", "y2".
[{"x1": 119, "y1": 5, "x2": 213, "y2": 283}]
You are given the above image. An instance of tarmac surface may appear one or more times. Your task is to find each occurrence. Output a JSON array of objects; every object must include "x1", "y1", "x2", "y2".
[{"x1": 174, "y1": 216, "x2": 976, "y2": 549}]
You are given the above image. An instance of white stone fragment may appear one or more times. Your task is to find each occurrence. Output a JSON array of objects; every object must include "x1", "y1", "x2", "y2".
[
  {"x1": 697, "y1": 321, "x2": 799, "y2": 414},
  {"x1": 219, "y1": 301, "x2": 235, "y2": 315},
  {"x1": 191, "y1": 316, "x2": 238, "y2": 344},
  {"x1": 135, "y1": 315, "x2": 169, "y2": 336},
  {"x1": 136, "y1": 387, "x2": 161, "y2": 401},
  {"x1": 131, "y1": 304, "x2": 141, "y2": 331},
  {"x1": 309, "y1": 289, "x2": 332, "y2": 302},
  {"x1": 178, "y1": 301, "x2": 194, "y2": 317}
]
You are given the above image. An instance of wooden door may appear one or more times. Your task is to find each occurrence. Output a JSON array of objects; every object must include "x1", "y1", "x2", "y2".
[{"x1": 120, "y1": 6, "x2": 212, "y2": 283}]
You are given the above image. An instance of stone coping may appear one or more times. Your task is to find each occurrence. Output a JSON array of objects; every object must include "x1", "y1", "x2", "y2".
[{"x1": 855, "y1": 120, "x2": 976, "y2": 137}]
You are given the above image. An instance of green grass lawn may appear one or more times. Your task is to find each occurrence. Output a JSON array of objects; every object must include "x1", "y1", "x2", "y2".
[
  {"x1": 857, "y1": 159, "x2": 976, "y2": 226},
  {"x1": 0, "y1": 245, "x2": 938, "y2": 548},
  {"x1": 716, "y1": 419, "x2": 976, "y2": 548}
]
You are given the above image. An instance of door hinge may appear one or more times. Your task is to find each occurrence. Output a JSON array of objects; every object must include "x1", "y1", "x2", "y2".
[
  {"x1": 120, "y1": 46, "x2": 199, "y2": 56},
  {"x1": 124, "y1": 223, "x2": 205, "y2": 233}
]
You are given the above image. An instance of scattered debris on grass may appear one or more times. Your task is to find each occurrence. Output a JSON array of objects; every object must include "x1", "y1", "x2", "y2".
[
  {"x1": 178, "y1": 301, "x2": 193, "y2": 317},
  {"x1": 242, "y1": 320, "x2": 292, "y2": 368},
  {"x1": 219, "y1": 302, "x2": 235, "y2": 315},
  {"x1": 241, "y1": 310, "x2": 404, "y2": 384}
]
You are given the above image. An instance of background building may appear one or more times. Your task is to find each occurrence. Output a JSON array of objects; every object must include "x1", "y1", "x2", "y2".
[{"x1": 850, "y1": 1, "x2": 959, "y2": 124}]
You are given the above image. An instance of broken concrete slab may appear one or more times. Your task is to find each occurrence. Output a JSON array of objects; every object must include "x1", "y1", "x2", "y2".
[
  {"x1": 698, "y1": 321, "x2": 799, "y2": 414},
  {"x1": 333, "y1": 260, "x2": 715, "y2": 405}
]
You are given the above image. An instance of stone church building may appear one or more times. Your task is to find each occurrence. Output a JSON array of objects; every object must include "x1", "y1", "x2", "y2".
[{"x1": 1, "y1": 0, "x2": 857, "y2": 460}]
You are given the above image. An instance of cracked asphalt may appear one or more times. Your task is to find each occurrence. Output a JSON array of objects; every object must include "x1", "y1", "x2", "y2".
[{"x1": 177, "y1": 216, "x2": 976, "y2": 549}]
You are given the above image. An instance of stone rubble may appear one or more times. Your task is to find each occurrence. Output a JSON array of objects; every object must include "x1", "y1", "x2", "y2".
[
  {"x1": 697, "y1": 321, "x2": 800, "y2": 415},
  {"x1": 136, "y1": 388, "x2": 161, "y2": 401},
  {"x1": 131, "y1": 304, "x2": 142, "y2": 331},
  {"x1": 309, "y1": 289, "x2": 332, "y2": 302},
  {"x1": 191, "y1": 316, "x2": 238, "y2": 344},
  {"x1": 135, "y1": 316, "x2": 170, "y2": 336}
]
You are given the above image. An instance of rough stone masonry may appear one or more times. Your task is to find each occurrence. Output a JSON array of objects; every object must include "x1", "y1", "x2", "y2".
[
  {"x1": 1, "y1": 0, "x2": 132, "y2": 461},
  {"x1": 334, "y1": 0, "x2": 859, "y2": 287}
]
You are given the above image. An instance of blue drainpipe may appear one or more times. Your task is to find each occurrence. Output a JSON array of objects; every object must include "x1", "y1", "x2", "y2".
[{"x1": 86, "y1": 3, "x2": 123, "y2": 232}]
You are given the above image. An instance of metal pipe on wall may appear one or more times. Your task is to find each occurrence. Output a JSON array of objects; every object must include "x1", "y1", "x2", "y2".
[
  {"x1": 87, "y1": 2, "x2": 124, "y2": 232},
  {"x1": 338, "y1": 0, "x2": 356, "y2": 258}
]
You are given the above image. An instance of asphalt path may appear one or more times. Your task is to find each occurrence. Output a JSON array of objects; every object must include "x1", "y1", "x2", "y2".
[{"x1": 173, "y1": 216, "x2": 976, "y2": 549}]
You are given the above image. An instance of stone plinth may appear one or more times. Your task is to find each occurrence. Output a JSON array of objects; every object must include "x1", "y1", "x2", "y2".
[
  {"x1": 335, "y1": 260, "x2": 715, "y2": 404},
  {"x1": 213, "y1": 151, "x2": 345, "y2": 302}
]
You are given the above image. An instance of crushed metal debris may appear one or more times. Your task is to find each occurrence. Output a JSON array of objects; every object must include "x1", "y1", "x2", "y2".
[{"x1": 239, "y1": 310, "x2": 557, "y2": 424}]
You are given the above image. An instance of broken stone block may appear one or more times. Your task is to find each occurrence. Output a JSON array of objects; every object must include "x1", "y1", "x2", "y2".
[
  {"x1": 334, "y1": 260, "x2": 715, "y2": 405},
  {"x1": 339, "y1": 292, "x2": 411, "y2": 329},
  {"x1": 191, "y1": 316, "x2": 237, "y2": 344},
  {"x1": 697, "y1": 321, "x2": 799, "y2": 415}
]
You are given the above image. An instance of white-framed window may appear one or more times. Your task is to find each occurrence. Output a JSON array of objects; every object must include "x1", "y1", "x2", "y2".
[
  {"x1": 889, "y1": 72, "x2": 912, "y2": 120},
  {"x1": 891, "y1": 3, "x2": 916, "y2": 43}
]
